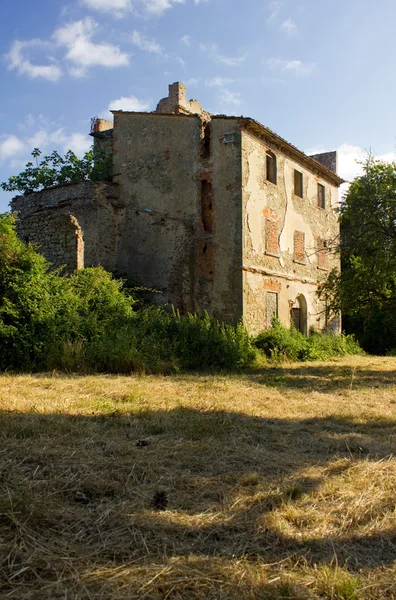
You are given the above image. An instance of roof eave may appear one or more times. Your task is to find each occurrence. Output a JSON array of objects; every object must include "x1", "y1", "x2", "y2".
[{"x1": 242, "y1": 118, "x2": 344, "y2": 187}]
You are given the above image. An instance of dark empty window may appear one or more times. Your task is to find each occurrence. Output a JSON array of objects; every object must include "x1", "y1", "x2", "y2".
[
  {"x1": 318, "y1": 183, "x2": 326, "y2": 209},
  {"x1": 266, "y1": 151, "x2": 277, "y2": 185},
  {"x1": 201, "y1": 180, "x2": 213, "y2": 232},
  {"x1": 294, "y1": 170, "x2": 303, "y2": 198}
]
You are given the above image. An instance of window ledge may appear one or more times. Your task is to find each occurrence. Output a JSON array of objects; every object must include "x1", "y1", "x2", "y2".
[
  {"x1": 265, "y1": 180, "x2": 277, "y2": 187},
  {"x1": 293, "y1": 193, "x2": 304, "y2": 200},
  {"x1": 294, "y1": 259, "x2": 306, "y2": 265},
  {"x1": 317, "y1": 266, "x2": 328, "y2": 271},
  {"x1": 265, "y1": 251, "x2": 281, "y2": 258}
]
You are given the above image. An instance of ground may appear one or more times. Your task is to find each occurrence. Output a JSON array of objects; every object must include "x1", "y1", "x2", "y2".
[{"x1": 0, "y1": 356, "x2": 395, "y2": 599}]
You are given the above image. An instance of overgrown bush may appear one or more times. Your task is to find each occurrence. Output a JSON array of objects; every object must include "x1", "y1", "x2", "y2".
[
  {"x1": 0, "y1": 214, "x2": 255, "y2": 373},
  {"x1": 254, "y1": 318, "x2": 362, "y2": 362},
  {"x1": 57, "y1": 309, "x2": 256, "y2": 374}
]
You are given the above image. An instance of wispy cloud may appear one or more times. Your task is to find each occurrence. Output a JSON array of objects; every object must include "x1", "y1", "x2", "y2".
[
  {"x1": 81, "y1": 0, "x2": 132, "y2": 17},
  {"x1": 53, "y1": 18, "x2": 129, "y2": 76},
  {"x1": 205, "y1": 76, "x2": 234, "y2": 87},
  {"x1": 82, "y1": 0, "x2": 186, "y2": 17},
  {"x1": 180, "y1": 35, "x2": 191, "y2": 46},
  {"x1": 185, "y1": 77, "x2": 199, "y2": 85},
  {"x1": 132, "y1": 30, "x2": 165, "y2": 55},
  {"x1": 267, "y1": 0, "x2": 284, "y2": 22},
  {"x1": 6, "y1": 39, "x2": 62, "y2": 82},
  {"x1": 280, "y1": 18, "x2": 297, "y2": 36},
  {"x1": 218, "y1": 88, "x2": 241, "y2": 106},
  {"x1": 268, "y1": 57, "x2": 316, "y2": 77},
  {"x1": 200, "y1": 43, "x2": 246, "y2": 66}
]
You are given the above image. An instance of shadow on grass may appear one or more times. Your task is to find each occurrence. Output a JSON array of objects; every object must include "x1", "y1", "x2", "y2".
[
  {"x1": 240, "y1": 362, "x2": 396, "y2": 393},
  {"x1": 0, "y1": 405, "x2": 395, "y2": 598}
]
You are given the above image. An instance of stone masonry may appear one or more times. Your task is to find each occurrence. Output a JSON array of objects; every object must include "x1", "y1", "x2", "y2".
[{"x1": 12, "y1": 82, "x2": 343, "y2": 333}]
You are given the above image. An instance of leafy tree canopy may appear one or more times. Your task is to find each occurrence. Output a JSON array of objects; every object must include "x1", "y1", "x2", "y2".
[
  {"x1": 318, "y1": 159, "x2": 396, "y2": 353},
  {"x1": 1, "y1": 145, "x2": 112, "y2": 195}
]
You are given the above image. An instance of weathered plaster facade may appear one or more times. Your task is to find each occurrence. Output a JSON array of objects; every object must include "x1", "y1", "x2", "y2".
[{"x1": 12, "y1": 82, "x2": 343, "y2": 333}]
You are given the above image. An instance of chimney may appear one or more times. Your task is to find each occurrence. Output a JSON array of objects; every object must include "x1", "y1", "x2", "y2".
[{"x1": 168, "y1": 82, "x2": 187, "y2": 106}]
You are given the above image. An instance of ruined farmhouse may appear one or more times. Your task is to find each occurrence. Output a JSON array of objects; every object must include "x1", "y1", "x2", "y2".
[{"x1": 12, "y1": 82, "x2": 343, "y2": 334}]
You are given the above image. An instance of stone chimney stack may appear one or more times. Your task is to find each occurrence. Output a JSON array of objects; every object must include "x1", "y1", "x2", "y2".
[
  {"x1": 168, "y1": 82, "x2": 187, "y2": 106},
  {"x1": 155, "y1": 82, "x2": 210, "y2": 119}
]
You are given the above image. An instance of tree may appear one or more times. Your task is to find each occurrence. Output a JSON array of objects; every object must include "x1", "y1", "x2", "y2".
[
  {"x1": 1, "y1": 145, "x2": 112, "y2": 194},
  {"x1": 318, "y1": 159, "x2": 396, "y2": 353}
]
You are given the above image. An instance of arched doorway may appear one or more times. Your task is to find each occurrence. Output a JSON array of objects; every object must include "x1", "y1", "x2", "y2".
[{"x1": 291, "y1": 294, "x2": 308, "y2": 335}]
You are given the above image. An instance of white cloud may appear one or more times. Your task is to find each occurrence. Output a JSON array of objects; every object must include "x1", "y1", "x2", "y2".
[
  {"x1": 0, "y1": 135, "x2": 25, "y2": 162},
  {"x1": 26, "y1": 127, "x2": 91, "y2": 155},
  {"x1": 6, "y1": 39, "x2": 62, "y2": 82},
  {"x1": 143, "y1": 0, "x2": 185, "y2": 15},
  {"x1": 218, "y1": 88, "x2": 241, "y2": 106},
  {"x1": 205, "y1": 76, "x2": 234, "y2": 87},
  {"x1": 200, "y1": 43, "x2": 246, "y2": 67},
  {"x1": 53, "y1": 18, "x2": 129, "y2": 76},
  {"x1": 82, "y1": 0, "x2": 186, "y2": 17},
  {"x1": 268, "y1": 57, "x2": 316, "y2": 77},
  {"x1": 81, "y1": 0, "x2": 132, "y2": 17},
  {"x1": 280, "y1": 18, "x2": 297, "y2": 36},
  {"x1": 181, "y1": 35, "x2": 191, "y2": 46},
  {"x1": 102, "y1": 95, "x2": 151, "y2": 119},
  {"x1": 132, "y1": 30, "x2": 165, "y2": 55}
]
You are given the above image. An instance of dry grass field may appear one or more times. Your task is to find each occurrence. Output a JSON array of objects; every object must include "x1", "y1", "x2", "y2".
[{"x1": 0, "y1": 355, "x2": 395, "y2": 599}]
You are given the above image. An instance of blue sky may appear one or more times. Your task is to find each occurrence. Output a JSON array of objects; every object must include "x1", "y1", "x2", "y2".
[{"x1": 1, "y1": 0, "x2": 395, "y2": 210}]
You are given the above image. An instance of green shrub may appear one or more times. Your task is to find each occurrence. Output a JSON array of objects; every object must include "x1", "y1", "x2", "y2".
[
  {"x1": 0, "y1": 214, "x2": 256, "y2": 373},
  {"x1": 254, "y1": 318, "x2": 362, "y2": 362},
  {"x1": 69, "y1": 309, "x2": 257, "y2": 374}
]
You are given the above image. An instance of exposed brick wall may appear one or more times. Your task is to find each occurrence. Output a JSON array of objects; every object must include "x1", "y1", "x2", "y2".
[
  {"x1": 263, "y1": 278, "x2": 281, "y2": 293},
  {"x1": 265, "y1": 219, "x2": 279, "y2": 255},
  {"x1": 294, "y1": 230, "x2": 305, "y2": 263}
]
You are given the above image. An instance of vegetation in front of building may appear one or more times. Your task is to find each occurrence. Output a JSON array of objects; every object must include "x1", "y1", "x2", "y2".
[
  {"x1": 319, "y1": 158, "x2": 396, "y2": 354},
  {"x1": 0, "y1": 213, "x2": 255, "y2": 372},
  {"x1": 254, "y1": 318, "x2": 362, "y2": 362},
  {"x1": 0, "y1": 213, "x2": 363, "y2": 374}
]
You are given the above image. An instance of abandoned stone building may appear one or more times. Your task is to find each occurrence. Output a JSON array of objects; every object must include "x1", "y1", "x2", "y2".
[{"x1": 11, "y1": 82, "x2": 343, "y2": 334}]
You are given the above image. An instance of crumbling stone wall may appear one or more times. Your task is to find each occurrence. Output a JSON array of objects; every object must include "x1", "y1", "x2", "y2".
[
  {"x1": 12, "y1": 181, "x2": 122, "y2": 273},
  {"x1": 16, "y1": 210, "x2": 84, "y2": 272}
]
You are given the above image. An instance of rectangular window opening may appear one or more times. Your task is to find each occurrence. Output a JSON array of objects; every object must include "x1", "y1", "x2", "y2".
[
  {"x1": 266, "y1": 152, "x2": 277, "y2": 185},
  {"x1": 294, "y1": 169, "x2": 303, "y2": 198},
  {"x1": 318, "y1": 183, "x2": 326, "y2": 209},
  {"x1": 201, "y1": 179, "x2": 213, "y2": 233},
  {"x1": 266, "y1": 292, "x2": 278, "y2": 329},
  {"x1": 201, "y1": 122, "x2": 211, "y2": 160}
]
